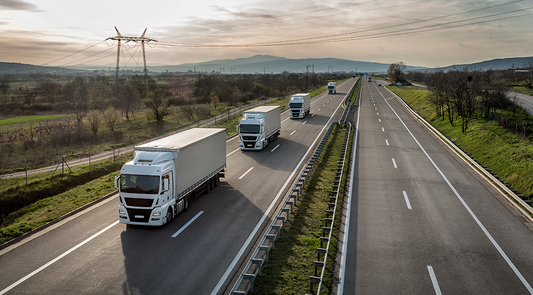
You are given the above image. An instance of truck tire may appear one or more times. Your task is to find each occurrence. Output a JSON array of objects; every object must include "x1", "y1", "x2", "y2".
[
  {"x1": 165, "y1": 208, "x2": 173, "y2": 226},
  {"x1": 184, "y1": 196, "x2": 190, "y2": 211},
  {"x1": 206, "y1": 179, "x2": 211, "y2": 193}
]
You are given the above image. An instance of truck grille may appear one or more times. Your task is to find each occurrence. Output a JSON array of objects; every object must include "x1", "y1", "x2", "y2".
[
  {"x1": 126, "y1": 208, "x2": 151, "y2": 222},
  {"x1": 124, "y1": 198, "x2": 153, "y2": 207},
  {"x1": 243, "y1": 141, "x2": 256, "y2": 148},
  {"x1": 291, "y1": 111, "x2": 301, "y2": 116},
  {"x1": 242, "y1": 136, "x2": 257, "y2": 141}
]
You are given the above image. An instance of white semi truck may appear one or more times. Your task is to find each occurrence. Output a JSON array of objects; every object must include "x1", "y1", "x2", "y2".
[
  {"x1": 328, "y1": 82, "x2": 336, "y2": 94},
  {"x1": 237, "y1": 105, "x2": 281, "y2": 151},
  {"x1": 115, "y1": 128, "x2": 226, "y2": 226},
  {"x1": 289, "y1": 93, "x2": 311, "y2": 119}
]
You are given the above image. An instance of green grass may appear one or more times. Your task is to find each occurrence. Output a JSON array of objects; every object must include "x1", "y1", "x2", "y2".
[
  {"x1": 0, "y1": 114, "x2": 76, "y2": 127},
  {"x1": 388, "y1": 86, "x2": 533, "y2": 202},
  {"x1": 0, "y1": 153, "x2": 130, "y2": 245},
  {"x1": 253, "y1": 124, "x2": 350, "y2": 294}
]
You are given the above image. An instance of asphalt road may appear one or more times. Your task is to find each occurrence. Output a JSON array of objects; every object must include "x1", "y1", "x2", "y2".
[
  {"x1": 0, "y1": 79, "x2": 357, "y2": 295},
  {"x1": 337, "y1": 79, "x2": 533, "y2": 294}
]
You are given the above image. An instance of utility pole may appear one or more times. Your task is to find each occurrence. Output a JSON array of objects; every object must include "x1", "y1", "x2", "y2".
[{"x1": 107, "y1": 27, "x2": 157, "y2": 95}]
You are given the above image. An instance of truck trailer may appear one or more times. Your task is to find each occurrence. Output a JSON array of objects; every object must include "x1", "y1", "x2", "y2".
[
  {"x1": 237, "y1": 105, "x2": 281, "y2": 150},
  {"x1": 328, "y1": 82, "x2": 336, "y2": 94},
  {"x1": 115, "y1": 128, "x2": 226, "y2": 226},
  {"x1": 289, "y1": 93, "x2": 311, "y2": 119}
]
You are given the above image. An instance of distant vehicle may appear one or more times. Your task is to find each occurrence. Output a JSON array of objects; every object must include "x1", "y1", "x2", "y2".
[
  {"x1": 378, "y1": 83, "x2": 382, "y2": 86},
  {"x1": 237, "y1": 105, "x2": 281, "y2": 150},
  {"x1": 115, "y1": 128, "x2": 226, "y2": 226},
  {"x1": 328, "y1": 82, "x2": 336, "y2": 94},
  {"x1": 368, "y1": 76, "x2": 372, "y2": 82},
  {"x1": 289, "y1": 93, "x2": 311, "y2": 119}
]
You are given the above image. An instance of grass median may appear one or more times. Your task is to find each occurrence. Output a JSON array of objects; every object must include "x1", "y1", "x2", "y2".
[{"x1": 253, "y1": 124, "x2": 351, "y2": 295}]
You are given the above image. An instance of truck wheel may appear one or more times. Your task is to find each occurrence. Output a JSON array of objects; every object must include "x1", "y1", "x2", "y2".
[
  {"x1": 165, "y1": 208, "x2": 172, "y2": 225},
  {"x1": 214, "y1": 175, "x2": 219, "y2": 187},
  {"x1": 184, "y1": 196, "x2": 190, "y2": 211},
  {"x1": 206, "y1": 179, "x2": 211, "y2": 193}
]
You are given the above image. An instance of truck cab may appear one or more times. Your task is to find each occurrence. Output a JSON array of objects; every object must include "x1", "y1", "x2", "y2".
[
  {"x1": 328, "y1": 82, "x2": 336, "y2": 94},
  {"x1": 238, "y1": 115, "x2": 268, "y2": 150},
  {"x1": 289, "y1": 93, "x2": 311, "y2": 119},
  {"x1": 116, "y1": 151, "x2": 177, "y2": 226}
]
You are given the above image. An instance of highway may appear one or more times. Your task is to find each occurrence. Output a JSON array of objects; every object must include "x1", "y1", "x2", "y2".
[
  {"x1": 337, "y1": 79, "x2": 533, "y2": 294},
  {"x1": 0, "y1": 79, "x2": 356, "y2": 295}
]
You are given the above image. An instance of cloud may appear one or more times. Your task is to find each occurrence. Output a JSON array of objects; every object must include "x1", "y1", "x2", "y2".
[{"x1": 0, "y1": 0, "x2": 44, "y2": 12}]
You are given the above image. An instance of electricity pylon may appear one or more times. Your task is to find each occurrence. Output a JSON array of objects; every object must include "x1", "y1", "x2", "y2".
[{"x1": 107, "y1": 27, "x2": 157, "y2": 95}]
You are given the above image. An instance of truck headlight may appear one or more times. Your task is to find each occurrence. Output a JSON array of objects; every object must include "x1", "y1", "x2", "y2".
[
  {"x1": 119, "y1": 209, "x2": 126, "y2": 215},
  {"x1": 256, "y1": 142, "x2": 261, "y2": 147},
  {"x1": 152, "y1": 211, "x2": 162, "y2": 217}
]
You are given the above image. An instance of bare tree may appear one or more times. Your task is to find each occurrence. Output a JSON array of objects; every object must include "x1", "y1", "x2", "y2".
[
  {"x1": 115, "y1": 82, "x2": 141, "y2": 120},
  {"x1": 86, "y1": 110, "x2": 101, "y2": 135},
  {"x1": 103, "y1": 106, "x2": 121, "y2": 131},
  {"x1": 144, "y1": 87, "x2": 173, "y2": 122},
  {"x1": 62, "y1": 77, "x2": 90, "y2": 124},
  {"x1": 388, "y1": 62, "x2": 407, "y2": 83}
]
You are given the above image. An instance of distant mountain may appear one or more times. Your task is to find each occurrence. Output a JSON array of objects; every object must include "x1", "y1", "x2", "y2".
[
  {"x1": 147, "y1": 54, "x2": 423, "y2": 74},
  {"x1": 433, "y1": 56, "x2": 533, "y2": 72},
  {"x1": 0, "y1": 62, "x2": 85, "y2": 75}
]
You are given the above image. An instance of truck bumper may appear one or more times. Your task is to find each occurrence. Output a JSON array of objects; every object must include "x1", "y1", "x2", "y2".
[
  {"x1": 119, "y1": 205, "x2": 167, "y2": 226},
  {"x1": 239, "y1": 140, "x2": 264, "y2": 150}
]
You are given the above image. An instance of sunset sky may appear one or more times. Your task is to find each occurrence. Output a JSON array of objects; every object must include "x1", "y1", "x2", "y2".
[{"x1": 1, "y1": 0, "x2": 532, "y2": 70}]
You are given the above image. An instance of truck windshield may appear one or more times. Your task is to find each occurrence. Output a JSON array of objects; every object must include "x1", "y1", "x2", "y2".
[
  {"x1": 290, "y1": 102, "x2": 303, "y2": 108},
  {"x1": 120, "y1": 174, "x2": 160, "y2": 194},
  {"x1": 240, "y1": 124, "x2": 260, "y2": 134},
  {"x1": 328, "y1": 86, "x2": 334, "y2": 89}
]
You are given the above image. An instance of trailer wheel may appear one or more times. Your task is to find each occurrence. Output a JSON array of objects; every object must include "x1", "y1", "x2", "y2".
[
  {"x1": 206, "y1": 179, "x2": 211, "y2": 193},
  {"x1": 165, "y1": 208, "x2": 172, "y2": 226},
  {"x1": 214, "y1": 175, "x2": 219, "y2": 187}
]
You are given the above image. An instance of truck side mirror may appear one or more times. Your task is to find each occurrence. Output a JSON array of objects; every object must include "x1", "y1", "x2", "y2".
[
  {"x1": 114, "y1": 175, "x2": 120, "y2": 189},
  {"x1": 236, "y1": 125, "x2": 240, "y2": 132}
]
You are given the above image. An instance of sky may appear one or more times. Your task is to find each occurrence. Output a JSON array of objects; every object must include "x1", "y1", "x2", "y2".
[{"x1": 1, "y1": 0, "x2": 533, "y2": 70}]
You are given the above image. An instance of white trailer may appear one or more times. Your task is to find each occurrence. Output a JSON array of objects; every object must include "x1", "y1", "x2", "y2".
[
  {"x1": 238, "y1": 105, "x2": 281, "y2": 150},
  {"x1": 289, "y1": 93, "x2": 311, "y2": 119},
  {"x1": 115, "y1": 128, "x2": 226, "y2": 226},
  {"x1": 328, "y1": 82, "x2": 336, "y2": 94}
]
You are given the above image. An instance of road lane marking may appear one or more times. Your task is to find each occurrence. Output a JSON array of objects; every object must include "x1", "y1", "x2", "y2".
[
  {"x1": 212, "y1": 84, "x2": 349, "y2": 295},
  {"x1": 375, "y1": 107, "x2": 377, "y2": 110},
  {"x1": 271, "y1": 144, "x2": 280, "y2": 152},
  {"x1": 318, "y1": 108, "x2": 321, "y2": 111},
  {"x1": 377, "y1": 112, "x2": 379, "y2": 115},
  {"x1": 403, "y1": 191, "x2": 412, "y2": 209},
  {"x1": 382, "y1": 127, "x2": 385, "y2": 132},
  {"x1": 303, "y1": 121, "x2": 307, "y2": 125},
  {"x1": 323, "y1": 104, "x2": 325, "y2": 107},
  {"x1": 282, "y1": 117, "x2": 290, "y2": 123},
  {"x1": 226, "y1": 148, "x2": 239, "y2": 157},
  {"x1": 290, "y1": 130, "x2": 296, "y2": 136},
  {"x1": 386, "y1": 139, "x2": 389, "y2": 146},
  {"x1": 427, "y1": 265, "x2": 442, "y2": 295},
  {"x1": 238, "y1": 167, "x2": 254, "y2": 180},
  {"x1": 379, "y1": 119, "x2": 381, "y2": 122},
  {"x1": 172, "y1": 211, "x2": 203, "y2": 238},
  {"x1": 378, "y1": 86, "x2": 533, "y2": 294},
  {"x1": 0, "y1": 221, "x2": 119, "y2": 295},
  {"x1": 392, "y1": 158, "x2": 397, "y2": 168},
  {"x1": 311, "y1": 114, "x2": 315, "y2": 117}
]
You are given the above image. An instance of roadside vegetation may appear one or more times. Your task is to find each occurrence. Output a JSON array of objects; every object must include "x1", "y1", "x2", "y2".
[
  {"x1": 253, "y1": 124, "x2": 351, "y2": 295},
  {"x1": 388, "y1": 85, "x2": 533, "y2": 204}
]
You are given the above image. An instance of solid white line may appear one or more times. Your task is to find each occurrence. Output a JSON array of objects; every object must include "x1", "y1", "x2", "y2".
[
  {"x1": 172, "y1": 211, "x2": 204, "y2": 238},
  {"x1": 281, "y1": 117, "x2": 290, "y2": 123},
  {"x1": 378, "y1": 86, "x2": 533, "y2": 294},
  {"x1": 238, "y1": 167, "x2": 254, "y2": 180},
  {"x1": 303, "y1": 121, "x2": 307, "y2": 125},
  {"x1": 403, "y1": 191, "x2": 412, "y2": 210},
  {"x1": 337, "y1": 80, "x2": 362, "y2": 295},
  {"x1": 392, "y1": 158, "x2": 397, "y2": 168},
  {"x1": 212, "y1": 86, "x2": 348, "y2": 295},
  {"x1": 271, "y1": 144, "x2": 280, "y2": 152},
  {"x1": 0, "y1": 221, "x2": 119, "y2": 295},
  {"x1": 386, "y1": 139, "x2": 389, "y2": 146},
  {"x1": 226, "y1": 148, "x2": 239, "y2": 157},
  {"x1": 427, "y1": 265, "x2": 442, "y2": 295},
  {"x1": 290, "y1": 130, "x2": 296, "y2": 136}
]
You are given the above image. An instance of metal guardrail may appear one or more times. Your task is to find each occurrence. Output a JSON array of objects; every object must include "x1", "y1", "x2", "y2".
[
  {"x1": 308, "y1": 122, "x2": 352, "y2": 294},
  {"x1": 339, "y1": 78, "x2": 360, "y2": 125},
  {"x1": 231, "y1": 122, "x2": 337, "y2": 294}
]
